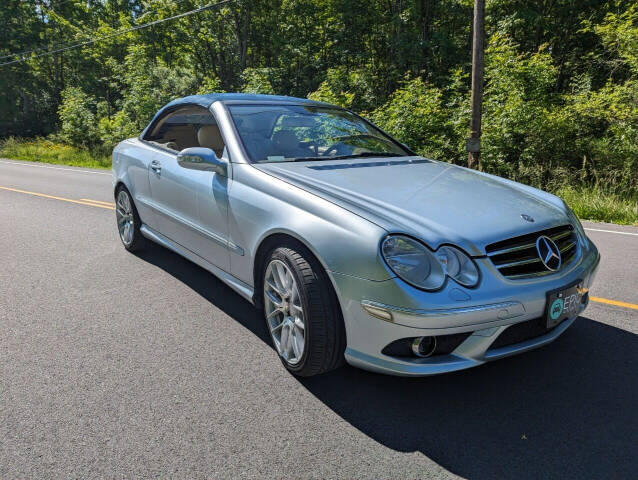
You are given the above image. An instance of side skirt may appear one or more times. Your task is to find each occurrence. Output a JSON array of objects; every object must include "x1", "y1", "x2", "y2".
[{"x1": 140, "y1": 224, "x2": 255, "y2": 304}]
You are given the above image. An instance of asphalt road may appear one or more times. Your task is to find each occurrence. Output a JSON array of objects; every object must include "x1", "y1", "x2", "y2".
[{"x1": 1, "y1": 159, "x2": 636, "y2": 479}]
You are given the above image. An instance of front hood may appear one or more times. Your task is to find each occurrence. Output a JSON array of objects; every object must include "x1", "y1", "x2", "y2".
[{"x1": 253, "y1": 156, "x2": 569, "y2": 256}]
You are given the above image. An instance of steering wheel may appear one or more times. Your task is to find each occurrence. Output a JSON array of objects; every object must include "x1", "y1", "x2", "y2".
[{"x1": 322, "y1": 134, "x2": 382, "y2": 157}]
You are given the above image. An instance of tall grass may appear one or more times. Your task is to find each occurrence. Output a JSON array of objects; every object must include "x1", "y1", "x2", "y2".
[
  {"x1": 556, "y1": 186, "x2": 638, "y2": 226},
  {"x1": 0, "y1": 137, "x2": 110, "y2": 169}
]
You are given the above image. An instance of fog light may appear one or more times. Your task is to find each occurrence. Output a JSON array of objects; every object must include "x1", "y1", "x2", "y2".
[{"x1": 411, "y1": 336, "x2": 437, "y2": 357}]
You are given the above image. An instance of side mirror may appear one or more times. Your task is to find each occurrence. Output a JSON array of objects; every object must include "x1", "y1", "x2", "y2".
[{"x1": 177, "y1": 147, "x2": 228, "y2": 177}]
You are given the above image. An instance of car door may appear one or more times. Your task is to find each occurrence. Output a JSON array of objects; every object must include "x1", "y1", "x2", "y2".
[{"x1": 144, "y1": 105, "x2": 231, "y2": 272}]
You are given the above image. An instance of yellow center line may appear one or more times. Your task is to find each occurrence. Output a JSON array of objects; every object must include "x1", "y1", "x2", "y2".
[
  {"x1": 80, "y1": 198, "x2": 116, "y2": 207},
  {"x1": 590, "y1": 296, "x2": 638, "y2": 311},
  {"x1": 0, "y1": 185, "x2": 115, "y2": 210}
]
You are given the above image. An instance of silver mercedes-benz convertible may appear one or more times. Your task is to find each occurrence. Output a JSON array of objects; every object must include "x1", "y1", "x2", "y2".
[{"x1": 112, "y1": 93, "x2": 600, "y2": 377}]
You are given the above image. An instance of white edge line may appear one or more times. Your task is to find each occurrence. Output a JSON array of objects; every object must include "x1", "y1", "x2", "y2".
[
  {"x1": 584, "y1": 227, "x2": 638, "y2": 237},
  {"x1": 0, "y1": 159, "x2": 111, "y2": 175}
]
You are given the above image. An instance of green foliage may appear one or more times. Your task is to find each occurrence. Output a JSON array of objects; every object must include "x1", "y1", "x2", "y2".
[
  {"x1": 370, "y1": 77, "x2": 464, "y2": 161},
  {"x1": 241, "y1": 68, "x2": 275, "y2": 94},
  {"x1": 308, "y1": 67, "x2": 378, "y2": 111},
  {"x1": 0, "y1": 137, "x2": 110, "y2": 169},
  {"x1": 558, "y1": 185, "x2": 638, "y2": 225},
  {"x1": 197, "y1": 75, "x2": 225, "y2": 95},
  {"x1": 58, "y1": 87, "x2": 99, "y2": 147}
]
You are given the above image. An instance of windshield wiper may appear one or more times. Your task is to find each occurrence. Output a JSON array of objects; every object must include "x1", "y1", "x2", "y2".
[
  {"x1": 287, "y1": 152, "x2": 407, "y2": 162},
  {"x1": 326, "y1": 152, "x2": 407, "y2": 160}
]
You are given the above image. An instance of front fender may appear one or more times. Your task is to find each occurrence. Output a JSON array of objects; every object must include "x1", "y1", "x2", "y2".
[{"x1": 228, "y1": 164, "x2": 393, "y2": 286}]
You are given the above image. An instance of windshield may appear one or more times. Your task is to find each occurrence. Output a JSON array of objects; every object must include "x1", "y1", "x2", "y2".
[{"x1": 227, "y1": 104, "x2": 412, "y2": 163}]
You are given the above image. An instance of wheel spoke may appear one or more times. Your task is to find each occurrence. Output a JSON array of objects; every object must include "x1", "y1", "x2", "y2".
[
  {"x1": 280, "y1": 325, "x2": 290, "y2": 356},
  {"x1": 271, "y1": 321, "x2": 284, "y2": 332},
  {"x1": 291, "y1": 330, "x2": 301, "y2": 359},
  {"x1": 265, "y1": 290, "x2": 283, "y2": 308},
  {"x1": 274, "y1": 263, "x2": 289, "y2": 293},
  {"x1": 265, "y1": 279, "x2": 285, "y2": 298},
  {"x1": 267, "y1": 307, "x2": 283, "y2": 319}
]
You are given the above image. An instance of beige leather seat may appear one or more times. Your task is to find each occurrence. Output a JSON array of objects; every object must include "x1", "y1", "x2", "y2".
[{"x1": 197, "y1": 125, "x2": 225, "y2": 157}]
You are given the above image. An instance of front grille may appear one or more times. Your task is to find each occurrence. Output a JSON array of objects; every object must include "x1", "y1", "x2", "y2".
[
  {"x1": 489, "y1": 318, "x2": 560, "y2": 350},
  {"x1": 485, "y1": 225, "x2": 579, "y2": 279}
]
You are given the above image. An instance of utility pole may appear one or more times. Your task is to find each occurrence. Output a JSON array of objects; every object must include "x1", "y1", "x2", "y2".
[{"x1": 467, "y1": 0, "x2": 485, "y2": 170}]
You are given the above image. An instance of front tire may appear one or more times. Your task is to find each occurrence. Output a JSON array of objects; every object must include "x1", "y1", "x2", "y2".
[
  {"x1": 262, "y1": 245, "x2": 345, "y2": 377},
  {"x1": 115, "y1": 186, "x2": 146, "y2": 252}
]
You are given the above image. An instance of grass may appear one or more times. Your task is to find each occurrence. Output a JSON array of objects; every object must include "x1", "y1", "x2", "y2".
[
  {"x1": 0, "y1": 137, "x2": 110, "y2": 169},
  {"x1": 556, "y1": 186, "x2": 638, "y2": 226},
  {"x1": 1, "y1": 138, "x2": 636, "y2": 225}
]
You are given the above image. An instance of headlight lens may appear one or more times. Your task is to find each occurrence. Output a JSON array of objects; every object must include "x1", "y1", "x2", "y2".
[
  {"x1": 381, "y1": 235, "x2": 479, "y2": 290},
  {"x1": 435, "y1": 246, "x2": 480, "y2": 287},
  {"x1": 381, "y1": 236, "x2": 445, "y2": 290}
]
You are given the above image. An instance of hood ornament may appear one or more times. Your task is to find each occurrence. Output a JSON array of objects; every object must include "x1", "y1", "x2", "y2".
[
  {"x1": 521, "y1": 214, "x2": 535, "y2": 223},
  {"x1": 536, "y1": 235, "x2": 562, "y2": 271}
]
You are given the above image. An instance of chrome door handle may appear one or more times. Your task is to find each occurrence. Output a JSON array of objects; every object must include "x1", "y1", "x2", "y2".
[{"x1": 150, "y1": 160, "x2": 162, "y2": 175}]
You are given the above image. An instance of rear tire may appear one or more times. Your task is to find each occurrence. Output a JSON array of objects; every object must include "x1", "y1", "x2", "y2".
[
  {"x1": 262, "y1": 244, "x2": 345, "y2": 377},
  {"x1": 115, "y1": 186, "x2": 146, "y2": 252}
]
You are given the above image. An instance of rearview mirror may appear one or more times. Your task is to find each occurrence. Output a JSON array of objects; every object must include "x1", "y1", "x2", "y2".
[{"x1": 177, "y1": 147, "x2": 228, "y2": 177}]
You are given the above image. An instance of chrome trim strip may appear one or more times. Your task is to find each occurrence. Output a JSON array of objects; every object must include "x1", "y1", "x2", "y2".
[
  {"x1": 136, "y1": 196, "x2": 244, "y2": 256},
  {"x1": 551, "y1": 230, "x2": 572, "y2": 242},
  {"x1": 560, "y1": 241, "x2": 576, "y2": 253},
  {"x1": 487, "y1": 241, "x2": 536, "y2": 257},
  {"x1": 494, "y1": 256, "x2": 541, "y2": 269},
  {"x1": 360, "y1": 300, "x2": 520, "y2": 318},
  {"x1": 140, "y1": 224, "x2": 254, "y2": 302}
]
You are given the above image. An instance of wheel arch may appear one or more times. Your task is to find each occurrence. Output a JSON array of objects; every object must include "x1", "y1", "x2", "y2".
[{"x1": 252, "y1": 231, "x2": 341, "y2": 311}]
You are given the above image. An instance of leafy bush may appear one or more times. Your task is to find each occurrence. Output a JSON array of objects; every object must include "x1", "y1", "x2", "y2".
[
  {"x1": 58, "y1": 87, "x2": 99, "y2": 147},
  {"x1": 369, "y1": 77, "x2": 464, "y2": 161},
  {"x1": 241, "y1": 68, "x2": 275, "y2": 94},
  {"x1": 97, "y1": 46, "x2": 198, "y2": 148}
]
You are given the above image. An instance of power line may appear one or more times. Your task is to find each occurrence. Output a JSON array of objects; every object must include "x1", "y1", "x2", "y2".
[
  {"x1": 0, "y1": 0, "x2": 233, "y2": 67},
  {"x1": 0, "y1": 0, "x2": 194, "y2": 61}
]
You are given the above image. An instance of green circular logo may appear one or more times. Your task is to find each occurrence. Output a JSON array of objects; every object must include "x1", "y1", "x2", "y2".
[{"x1": 550, "y1": 298, "x2": 564, "y2": 320}]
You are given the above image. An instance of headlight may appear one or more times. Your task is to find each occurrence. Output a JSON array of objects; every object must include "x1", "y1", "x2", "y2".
[
  {"x1": 381, "y1": 235, "x2": 479, "y2": 290},
  {"x1": 381, "y1": 236, "x2": 445, "y2": 290},
  {"x1": 435, "y1": 246, "x2": 480, "y2": 287}
]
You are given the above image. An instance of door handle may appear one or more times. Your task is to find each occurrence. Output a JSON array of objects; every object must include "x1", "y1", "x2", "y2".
[{"x1": 150, "y1": 160, "x2": 162, "y2": 175}]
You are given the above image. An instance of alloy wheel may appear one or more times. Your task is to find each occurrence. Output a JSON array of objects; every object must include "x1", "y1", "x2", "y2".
[
  {"x1": 116, "y1": 190, "x2": 134, "y2": 246},
  {"x1": 264, "y1": 259, "x2": 306, "y2": 365}
]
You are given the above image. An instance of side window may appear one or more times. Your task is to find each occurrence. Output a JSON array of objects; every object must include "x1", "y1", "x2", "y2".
[{"x1": 144, "y1": 105, "x2": 226, "y2": 157}]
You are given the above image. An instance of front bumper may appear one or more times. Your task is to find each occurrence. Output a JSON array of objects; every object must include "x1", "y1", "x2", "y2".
[{"x1": 331, "y1": 239, "x2": 600, "y2": 376}]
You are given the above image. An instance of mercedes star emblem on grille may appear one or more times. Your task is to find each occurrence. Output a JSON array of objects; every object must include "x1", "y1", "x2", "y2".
[{"x1": 536, "y1": 235, "x2": 562, "y2": 271}]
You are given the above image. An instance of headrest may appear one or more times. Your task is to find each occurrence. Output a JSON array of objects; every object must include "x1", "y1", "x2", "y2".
[
  {"x1": 197, "y1": 125, "x2": 224, "y2": 155},
  {"x1": 272, "y1": 130, "x2": 299, "y2": 146}
]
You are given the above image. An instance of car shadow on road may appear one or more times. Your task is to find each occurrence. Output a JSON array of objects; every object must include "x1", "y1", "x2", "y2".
[{"x1": 136, "y1": 243, "x2": 637, "y2": 480}]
